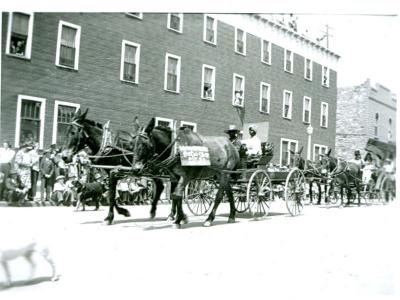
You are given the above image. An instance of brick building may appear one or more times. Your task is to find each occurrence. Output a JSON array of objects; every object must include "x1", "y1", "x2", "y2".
[
  {"x1": 1, "y1": 13, "x2": 340, "y2": 166},
  {"x1": 336, "y1": 79, "x2": 397, "y2": 160}
]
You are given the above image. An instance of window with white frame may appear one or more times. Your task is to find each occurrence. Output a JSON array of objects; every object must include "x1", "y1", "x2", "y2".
[
  {"x1": 303, "y1": 96, "x2": 312, "y2": 124},
  {"x1": 322, "y1": 66, "x2": 330, "y2": 87},
  {"x1": 126, "y1": 13, "x2": 143, "y2": 19},
  {"x1": 320, "y1": 102, "x2": 328, "y2": 128},
  {"x1": 52, "y1": 101, "x2": 80, "y2": 145},
  {"x1": 6, "y1": 12, "x2": 34, "y2": 59},
  {"x1": 232, "y1": 74, "x2": 245, "y2": 107},
  {"x1": 280, "y1": 138, "x2": 298, "y2": 167},
  {"x1": 313, "y1": 144, "x2": 328, "y2": 161},
  {"x1": 155, "y1": 117, "x2": 174, "y2": 130},
  {"x1": 120, "y1": 40, "x2": 140, "y2": 83},
  {"x1": 168, "y1": 13, "x2": 183, "y2": 33},
  {"x1": 261, "y1": 39, "x2": 271, "y2": 64},
  {"x1": 55, "y1": 21, "x2": 81, "y2": 70},
  {"x1": 235, "y1": 28, "x2": 246, "y2": 55},
  {"x1": 260, "y1": 82, "x2": 271, "y2": 114},
  {"x1": 164, "y1": 53, "x2": 181, "y2": 93},
  {"x1": 203, "y1": 15, "x2": 217, "y2": 45},
  {"x1": 180, "y1": 121, "x2": 197, "y2": 132},
  {"x1": 201, "y1": 64, "x2": 215, "y2": 100},
  {"x1": 284, "y1": 49, "x2": 293, "y2": 73},
  {"x1": 282, "y1": 90, "x2": 293, "y2": 119},
  {"x1": 304, "y1": 58, "x2": 313, "y2": 80},
  {"x1": 15, "y1": 95, "x2": 46, "y2": 148}
]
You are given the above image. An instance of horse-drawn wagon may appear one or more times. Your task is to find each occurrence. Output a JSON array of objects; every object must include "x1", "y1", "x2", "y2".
[{"x1": 183, "y1": 150, "x2": 307, "y2": 218}]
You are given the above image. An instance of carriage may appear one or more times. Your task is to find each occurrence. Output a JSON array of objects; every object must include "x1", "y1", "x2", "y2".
[{"x1": 183, "y1": 150, "x2": 307, "y2": 218}]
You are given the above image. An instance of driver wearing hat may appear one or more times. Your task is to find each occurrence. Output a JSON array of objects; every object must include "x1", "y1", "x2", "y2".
[{"x1": 224, "y1": 125, "x2": 241, "y2": 151}]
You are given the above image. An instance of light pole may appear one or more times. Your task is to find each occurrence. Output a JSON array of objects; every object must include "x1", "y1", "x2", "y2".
[{"x1": 306, "y1": 125, "x2": 313, "y2": 162}]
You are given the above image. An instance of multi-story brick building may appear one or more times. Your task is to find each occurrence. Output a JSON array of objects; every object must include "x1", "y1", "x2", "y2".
[
  {"x1": 1, "y1": 13, "x2": 340, "y2": 166},
  {"x1": 336, "y1": 79, "x2": 397, "y2": 160}
]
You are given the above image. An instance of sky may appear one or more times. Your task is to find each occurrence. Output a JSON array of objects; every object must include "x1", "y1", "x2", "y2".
[
  {"x1": 3, "y1": 0, "x2": 400, "y2": 97},
  {"x1": 296, "y1": 14, "x2": 399, "y2": 95}
]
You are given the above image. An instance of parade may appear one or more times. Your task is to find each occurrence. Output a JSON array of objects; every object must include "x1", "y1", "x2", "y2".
[{"x1": 0, "y1": 8, "x2": 397, "y2": 298}]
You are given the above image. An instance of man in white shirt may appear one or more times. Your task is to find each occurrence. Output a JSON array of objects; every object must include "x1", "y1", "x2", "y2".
[
  {"x1": 0, "y1": 141, "x2": 15, "y2": 200},
  {"x1": 242, "y1": 125, "x2": 262, "y2": 156}
]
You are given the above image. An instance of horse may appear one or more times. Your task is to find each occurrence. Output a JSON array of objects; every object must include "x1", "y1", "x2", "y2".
[
  {"x1": 129, "y1": 118, "x2": 241, "y2": 228},
  {"x1": 319, "y1": 149, "x2": 362, "y2": 206},
  {"x1": 291, "y1": 146, "x2": 330, "y2": 205},
  {"x1": 61, "y1": 109, "x2": 172, "y2": 225}
]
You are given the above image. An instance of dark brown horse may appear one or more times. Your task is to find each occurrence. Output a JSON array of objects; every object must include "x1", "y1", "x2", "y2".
[
  {"x1": 61, "y1": 109, "x2": 172, "y2": 225},
  {"x1": 130, "y1": 118, "x2": 241, "y2": 228},
  {"x1": 319, "y1": 149, "x2": 362, "y2": 206},
  {"x1": 291, "y1": 146, "x2": 329, "y2": 205}
]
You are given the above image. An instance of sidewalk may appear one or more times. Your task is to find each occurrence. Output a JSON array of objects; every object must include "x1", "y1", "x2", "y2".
[{"x1": 0, "y1": 199, "x2": 56, "y2": 207}]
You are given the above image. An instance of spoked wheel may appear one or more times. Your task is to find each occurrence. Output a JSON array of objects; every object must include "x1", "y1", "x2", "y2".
[
  {"x1": 246, "y1": 170, "x2": 273, "y2": 219},
  {"x1": 285, "y1": 168, "x2": 306, "y2": 216},
  {"x1": 233, "y1": 184, "x2": 248, "y2": 213},
  {"x1": 184, "y1": 179, "x2": 216, "y2": 216}
]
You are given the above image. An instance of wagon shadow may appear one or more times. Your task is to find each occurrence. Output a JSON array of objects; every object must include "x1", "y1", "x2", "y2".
[
  {"x1": 0, "y1": 276, "x2": 55, "y2": 291},
  {"x1": 220, "y1": 212, "x2": 288, "y2": 219},
  {"x1": 138, "y1": 220, "x2": 229, "y2": 231}
]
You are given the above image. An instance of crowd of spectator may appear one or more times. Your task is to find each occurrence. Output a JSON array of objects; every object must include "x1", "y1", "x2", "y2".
[{"x1": 0, "y1": 141, "x2": 94, "y2": 206}]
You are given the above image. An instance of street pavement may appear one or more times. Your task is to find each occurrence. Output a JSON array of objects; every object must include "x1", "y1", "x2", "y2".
[{"x1": 0, "y1": 200, "x2": 398, "y2": 300}]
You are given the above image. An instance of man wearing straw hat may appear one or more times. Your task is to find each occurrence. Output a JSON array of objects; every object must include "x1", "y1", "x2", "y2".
[{"x1": 224, "y1": 124, "x2": 242, "y2": 151}]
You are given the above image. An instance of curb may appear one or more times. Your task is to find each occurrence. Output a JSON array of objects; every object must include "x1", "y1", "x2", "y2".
[{"x1": 0, "y1": 200, "x2": 56, "y2": 207}]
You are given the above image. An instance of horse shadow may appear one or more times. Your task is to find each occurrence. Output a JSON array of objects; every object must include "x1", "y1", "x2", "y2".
[
  {"x1": 0, "y1": 276, "x2": 55, "y2": 291},
  {"x1": 80, "y1": 217, "x2": 166, "y2": 225}
]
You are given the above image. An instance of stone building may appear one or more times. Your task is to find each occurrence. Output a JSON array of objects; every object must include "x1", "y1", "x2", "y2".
[
  {"x1": 1, "y1": 13, "x2": 340, "y2": 166},
  {"x1": 336, "y1": 79, "x2": 397, "y2": 160}
]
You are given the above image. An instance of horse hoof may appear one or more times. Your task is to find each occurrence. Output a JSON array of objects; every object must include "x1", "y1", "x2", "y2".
[
  {"x1": 103, "y1": 219, "x2": 113, "y2": 226},
  {"x1": 149, "y1": 211, "x2": 156, "y2": 219},
  {"x1": 172, "y1": 223, "x2": 181, "y2": 229},
  {"x1": 180, "y1": 216, "x2": 189, "y2": 225},
  {"x1": 228, "y1": 218, "x2": 235, "y2": 223},
  {"x1": 203, "y1": 221, "x2": 212, "y2": 227},
  {"x1": 167, "y1": 215, "x2": 175, "y2": 221}
]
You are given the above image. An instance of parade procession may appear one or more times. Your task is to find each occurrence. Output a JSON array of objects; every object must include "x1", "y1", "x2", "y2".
[{"x1": 0, "y1": 9, "x2": 397, "y2": 298}]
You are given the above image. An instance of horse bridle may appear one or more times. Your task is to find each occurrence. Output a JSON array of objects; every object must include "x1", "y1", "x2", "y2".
[{"x1": 70, "y1": 120, "x2": 90, "y2": 153}]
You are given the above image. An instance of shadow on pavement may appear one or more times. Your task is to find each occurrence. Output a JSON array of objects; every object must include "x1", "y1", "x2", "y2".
[
  {"x1": 80, "y1": 217, "x2": 166, "y2": 225},
  {"x1": 0, "y1": 276, "x2": 55, "y2": 291}
]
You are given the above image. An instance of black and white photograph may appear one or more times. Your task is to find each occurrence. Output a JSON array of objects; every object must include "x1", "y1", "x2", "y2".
[{"x1": 0, "y1": 0, "x2": 398, "y2": 299}]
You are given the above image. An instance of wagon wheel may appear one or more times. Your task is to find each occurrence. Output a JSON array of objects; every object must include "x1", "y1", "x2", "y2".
[
  {"x1": 233, "y1": 183, "x2": 248, "y2": 213},
  {"x1": 184, "y1": 179, "x2": 215, "y2": 216},
  {"x1": 284, "y1": 168, "x2": 306, "y2": 216},
  {"x1": 246, "y1": 170, "x2": 273, "y2": 219}
]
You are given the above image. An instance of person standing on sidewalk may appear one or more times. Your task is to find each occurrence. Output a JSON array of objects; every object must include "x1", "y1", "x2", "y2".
[
  {"x1": 0, "y1": 141, "x2": 15, "y2": 200},
  {"x1": 14, "y1": 144, "x2": 33, "y2": 201},
  {"x1": 29, "y1": 143, "x2": 41, "y2": 201},
  {"x1": 39, "y1": 150, "x2": 55, "y2": 202}
]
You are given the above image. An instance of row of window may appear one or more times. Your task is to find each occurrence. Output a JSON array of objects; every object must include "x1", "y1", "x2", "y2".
[
  {"x1": 6, "y1": 12, "x2": 331, "y2": 87},
  {"x1": 281, "y1": 138, "x2": 328, "y2": 167},
  {"x1": 14, "y1": 95, "x2": 199, "y2": 149},
  {"x1": 15, "y1": 95, "x2": 328, "y2": 166}
]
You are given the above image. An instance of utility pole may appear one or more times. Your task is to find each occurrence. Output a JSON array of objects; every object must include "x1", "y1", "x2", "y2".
[{"x1": 317, "y1": 24, "x2": 333, "y2": 49}]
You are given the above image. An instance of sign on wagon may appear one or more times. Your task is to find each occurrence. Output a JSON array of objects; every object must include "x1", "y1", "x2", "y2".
[{"x1": 179, "y1": 146, "x2": 211, "y2": 166}]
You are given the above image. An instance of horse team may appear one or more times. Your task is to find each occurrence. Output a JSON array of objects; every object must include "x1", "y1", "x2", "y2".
[{"x1": 61, "y1": 109, "x2": 395, "y2": 228}]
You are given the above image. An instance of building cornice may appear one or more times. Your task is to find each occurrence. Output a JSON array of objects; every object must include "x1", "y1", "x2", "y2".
[
  {"x1": 213, "y1": 13, "x2": 340, "y2": 71},
  {"x1": 368, "y1": 95, "x2": 397, "y2": 111}
]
